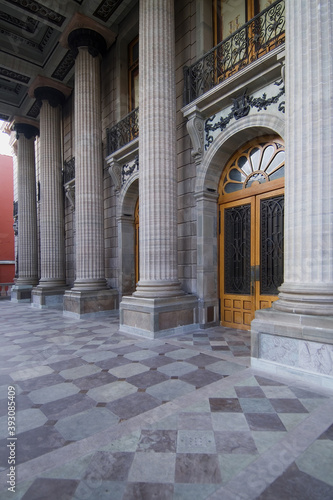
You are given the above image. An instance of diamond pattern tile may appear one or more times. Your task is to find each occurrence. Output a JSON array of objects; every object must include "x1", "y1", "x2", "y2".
[{"x1": 0, "y1": 301, "x2": 332, "y2": 500}]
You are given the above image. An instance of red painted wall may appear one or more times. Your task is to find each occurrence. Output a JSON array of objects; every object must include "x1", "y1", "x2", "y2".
[{"x1": 0, "y1": 154, "x2": 14, "y2": 283}]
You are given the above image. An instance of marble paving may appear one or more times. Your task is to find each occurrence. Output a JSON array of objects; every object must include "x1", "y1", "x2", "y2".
[{"x1": 0, "y1": 300, "x2": 332, "y2": 499}]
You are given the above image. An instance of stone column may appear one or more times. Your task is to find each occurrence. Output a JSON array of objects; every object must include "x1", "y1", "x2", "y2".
[
  {"x1": 251, "y1": 0, "x2": 333, "y2": 386},
  {"x1": 120, "y1": 0, "x2": 198, "y2": 337},
  {"x1": 11, "y1": 121, "x2": 39, "y2": 302},
  {"x1": 62, "y1": 20, "x2": 118, "y2": 317},
  {"x1": 30, "y1": 80, "x2": 70, "y2": 309}
]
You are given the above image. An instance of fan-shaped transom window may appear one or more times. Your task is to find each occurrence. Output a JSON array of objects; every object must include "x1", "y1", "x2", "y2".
[{"x1": 220, "y1": 138, "x2": 285, "y2": 196}]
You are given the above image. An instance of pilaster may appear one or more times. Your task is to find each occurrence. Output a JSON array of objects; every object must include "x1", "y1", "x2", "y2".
[{"x1": 195, "y1": 190, "x2": 219, "y2": 327}]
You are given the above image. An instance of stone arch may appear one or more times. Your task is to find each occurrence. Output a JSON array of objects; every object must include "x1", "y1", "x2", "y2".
[
  {"x1": 196, "y1": 113, "x2": 285, "y2": 194},
  {"x1": 194, "y1": 113, "x2": 285, "y2": 327}
]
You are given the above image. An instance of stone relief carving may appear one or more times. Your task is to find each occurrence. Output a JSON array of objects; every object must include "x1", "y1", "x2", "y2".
[
  {"x1": 260, "y1": 334, "x2": 298, "y2": 367},
  {"x1": 260, "y1": 334, "x2": 333, "y2": 377},
  {"x1": 299, "y1": 342, "x2": 333, "y2": 376},
  {"x1": 204, "y1": 80, "x2": 285, "y2": 150}
]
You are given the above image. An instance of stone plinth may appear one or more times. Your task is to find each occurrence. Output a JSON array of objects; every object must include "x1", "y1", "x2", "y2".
[
  {"x1": 252, "y1": 308, "x2": 333, "y2": 389},
  {"x1": 63, "y1": 289, "x2": 119, "y2": 319},
  {"x1": 120, "y1": 295, "x2": 198, "y2": 339},
  {"x1": 32, "y1": 287, "x2": 66, "y2": 310},
  {"x1": 11, "y1": 285, "x2": 34, "y2": 303}
]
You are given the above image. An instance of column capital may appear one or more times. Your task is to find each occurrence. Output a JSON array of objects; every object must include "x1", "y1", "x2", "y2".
[
  {"x1": 60, "y1": 12, "x2": 116, "y2": 58},
  {"x1": 29, "y1": 75, "x2": 72, "y2": 108},
  {"x1": 68, "y1": 28, "x2": 107, "y2": 59},
  {"x1": 12, "y1": 117, "x2": 39, "y2": 140}
]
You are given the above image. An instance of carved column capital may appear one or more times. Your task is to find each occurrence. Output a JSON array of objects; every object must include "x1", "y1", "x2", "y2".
[
  {"x1": 34, "y1": 86, "x2": 66, "y2": 108},
  {"x1": 14, "y1": 122, "x2": 39, "y2": 140},
  {"x1": 68, "y1": 28, "x2": 107, "y2": 58}
]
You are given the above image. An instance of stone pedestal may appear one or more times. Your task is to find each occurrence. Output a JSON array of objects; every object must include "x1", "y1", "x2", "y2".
[
  {"x1": 251, "y1": 0, "x2": 333, "y2": 386},
  {"x1": 120, "y1": 295, "x2": 198, "y2": 339},
  {"x1": 63, "y1": 289, "x2": 118, "y2": 319},
  {"x1": 119, "y1": 0, "x2": 198, "y2": 337},
  {"x1": 252, "y1": 309, "x2": 333, "y2": 390},
  {"x1": 11, "y1": 121, "x2": 39, "y2": 302}
]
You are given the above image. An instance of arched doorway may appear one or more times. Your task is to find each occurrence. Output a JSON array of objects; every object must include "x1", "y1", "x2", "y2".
[{"x1": 219, "y1": 136, "x2": 285, "y2": 330}]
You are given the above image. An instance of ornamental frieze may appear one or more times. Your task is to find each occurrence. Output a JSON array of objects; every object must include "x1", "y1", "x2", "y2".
[{"x1": 204, "y1": 80, "x2": 285, "y2": 150}]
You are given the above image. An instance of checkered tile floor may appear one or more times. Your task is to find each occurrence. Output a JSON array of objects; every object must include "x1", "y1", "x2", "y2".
[{"x1": 0, "y1": 301, "x2": 332, "y2": 499}]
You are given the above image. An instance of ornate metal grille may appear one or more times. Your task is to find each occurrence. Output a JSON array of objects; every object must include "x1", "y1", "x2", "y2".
[
  {"x1": 183, "y1": 0, "x2": 285, "y2": 105},
  {"x1": 63, "y1": 157, "x2": 75, "y2": 184},
  {"x1": 224, "y1": 204, "x2": 251, "y2": 295},
  {"x1": 260, "y1": 195, "x2": 284, "y2": 295},
  {"x1": 107, "y1": 107, "x2": 139, "y2": 155}
]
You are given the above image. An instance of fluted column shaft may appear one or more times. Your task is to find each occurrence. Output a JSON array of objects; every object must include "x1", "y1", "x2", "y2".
[
  {"x1": 72, "y1": 46, "x2": 106, "y2": 290},
  {"x1": 16, "y1": 129, "x2": 38, "y2": 285},
  {"x1": 275, "y1": 0, "x2": 333, "y2": 315},
  {"x1": 38, "y1": 98, "x2": 66, "y2": 287},
  {"x1": 135, "y1": 0, "x2": 183, "y2": 298}
]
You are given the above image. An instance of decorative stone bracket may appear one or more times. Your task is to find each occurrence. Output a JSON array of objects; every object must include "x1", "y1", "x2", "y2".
[
  {"x1": 185, "y1": 110, "x2": 205, "y2": 165},
  {"x1": 65, "y1": 181, "x2": 75, "y2": 209}
]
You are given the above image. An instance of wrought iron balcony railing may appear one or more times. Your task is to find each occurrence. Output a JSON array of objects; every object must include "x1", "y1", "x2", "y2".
[
  {"x1": 63, "y1": 157, "x2": 75, "y2": 184},
  {"x1": 107, "y1": 107, "x2": 139, "y2": 155},
  {"x1": 183, "y1": 0, "x2": 285, "y2": 105}
]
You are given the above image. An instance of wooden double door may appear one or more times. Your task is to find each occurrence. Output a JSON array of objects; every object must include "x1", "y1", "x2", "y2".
[{"x1": 219, "y1": 187, "x2": 284, "y2": 330}]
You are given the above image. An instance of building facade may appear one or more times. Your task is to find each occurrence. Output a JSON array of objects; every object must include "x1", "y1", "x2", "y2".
[{"x1": 0, "y1": 0, "x2": 332, "y2": 387}]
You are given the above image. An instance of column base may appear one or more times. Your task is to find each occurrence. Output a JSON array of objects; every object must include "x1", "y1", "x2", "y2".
[
  {"x1": 251, "y1": 308, "x2": 333, "y2": 390},
  {"x1": 63, "y1": 289, "x2": 119, "y2": 319},
  {"x1": 119, "y1": 294, "x2": 199, "y2": 339},
  {"x1": 11, "y1": 284, "x2": 36, "y2": 302},
  {"x1": 31, "y1": 286, "x2": 67, "y2": 310}
]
